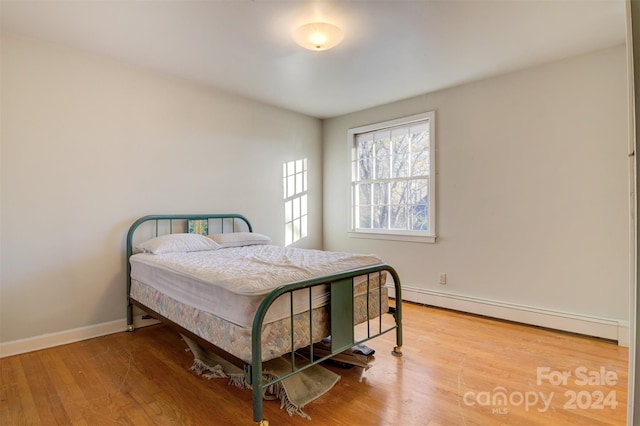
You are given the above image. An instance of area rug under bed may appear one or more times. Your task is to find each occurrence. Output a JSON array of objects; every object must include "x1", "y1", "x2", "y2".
[{"x1": 182, "y1": 335, "x2": 341, "y2": 419}]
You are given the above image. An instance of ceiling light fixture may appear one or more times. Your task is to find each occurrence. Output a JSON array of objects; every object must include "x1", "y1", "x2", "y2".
[{"x1": 293, "y1": 22, "x2": 344, "y2": 51}]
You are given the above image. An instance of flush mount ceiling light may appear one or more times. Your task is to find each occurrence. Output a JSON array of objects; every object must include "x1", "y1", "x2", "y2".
[{"x1": 293, "y1": 22, "x2": 344, "y2": 51}]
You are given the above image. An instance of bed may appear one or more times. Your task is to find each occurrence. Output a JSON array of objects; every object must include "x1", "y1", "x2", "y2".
[{"x1": 126, "y1": 214, "x2": 403, "y2": 425}]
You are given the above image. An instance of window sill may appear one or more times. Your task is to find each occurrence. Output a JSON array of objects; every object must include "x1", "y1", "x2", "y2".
[{"x1": 348, "y1": 231, "x2": 436, "y2": 244}]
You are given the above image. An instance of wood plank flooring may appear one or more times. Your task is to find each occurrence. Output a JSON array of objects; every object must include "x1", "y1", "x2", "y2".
[{"x1": 0, "y1": 303, "x2": 628, "y2": 425}]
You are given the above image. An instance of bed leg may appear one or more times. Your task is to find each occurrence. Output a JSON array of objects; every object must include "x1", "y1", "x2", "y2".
[
  {"x1": 392, "y1": 345, "x2": 403, "y2": 357},
  {"x1": 126, "y1": 302, "x2": 135, "y2": 332},
  {"x1": 252, "y1": 368, "x2": 265, "y2": 425},
  {"x1": 391, "y1": 283, "x2": 403, "y2": 357}
]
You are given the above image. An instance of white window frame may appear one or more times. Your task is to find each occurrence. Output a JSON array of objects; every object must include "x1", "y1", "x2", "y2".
[{"x1": 348, "y1": 111, "x2": 436, "y2": 243}]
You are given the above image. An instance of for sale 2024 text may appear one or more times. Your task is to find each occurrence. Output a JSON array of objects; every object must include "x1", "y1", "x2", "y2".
[{"x1": 463, "y1": 366, "x2": 619, "y2": 414}]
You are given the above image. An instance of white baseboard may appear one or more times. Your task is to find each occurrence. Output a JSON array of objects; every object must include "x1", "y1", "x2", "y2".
[
  {"x1": 2, "y1": 287, "x2": 628, "y2": 358},
  {"x1": 388, "y1": 285, "x2": 629, "y2": 347},
  {"x1": 0, "y1": 315, "x2": 159, "y2": 358}
]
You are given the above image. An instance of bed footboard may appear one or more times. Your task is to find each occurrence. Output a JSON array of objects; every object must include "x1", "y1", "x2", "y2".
[{"x1": 248, "y1": 264, "x2": 403, "y2": 424}]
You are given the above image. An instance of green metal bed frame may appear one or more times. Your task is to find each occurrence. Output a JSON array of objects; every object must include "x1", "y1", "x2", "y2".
[{"x1": 126, "y1": 214, "x2": 403, "y2": 425}]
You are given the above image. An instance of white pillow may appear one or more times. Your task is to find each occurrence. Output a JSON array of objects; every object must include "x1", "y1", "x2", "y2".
[
  {"x1": 136, "y1": 233, "x2": 221, "y2": 254},
  {"x1": 208, "y1": 232, "x2": 272, "y2": 248}
]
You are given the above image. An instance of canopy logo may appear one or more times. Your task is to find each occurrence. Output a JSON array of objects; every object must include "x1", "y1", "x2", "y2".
[
  {"x1": 463, "y1": 387, "x2": 553, "y2": 414},
  {"x1": 462, "y1": 366, "x2": 619, "y2": 415}
]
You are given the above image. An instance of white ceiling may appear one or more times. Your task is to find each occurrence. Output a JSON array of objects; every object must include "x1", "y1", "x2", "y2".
[{"x1": 0, "y1": 0, "x2": 627, "y2": 119}]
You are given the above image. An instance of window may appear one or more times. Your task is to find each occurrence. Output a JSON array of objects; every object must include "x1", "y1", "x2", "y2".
[
  {"x1": 283, "y1": 159, "x2": 308, "y2": 245},
  {"x1": 349, "y1": 112, "x2": 436, "y2": 243}
]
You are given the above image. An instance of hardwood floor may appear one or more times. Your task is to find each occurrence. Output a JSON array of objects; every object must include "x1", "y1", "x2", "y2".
[{"x1": 0, "y1": 303, "x2": 628, "y2": 425}]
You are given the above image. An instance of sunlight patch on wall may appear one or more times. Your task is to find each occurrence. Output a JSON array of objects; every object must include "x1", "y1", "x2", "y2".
[{"x1": 283, "y1": 159, "x2": 308, "y2": 246}]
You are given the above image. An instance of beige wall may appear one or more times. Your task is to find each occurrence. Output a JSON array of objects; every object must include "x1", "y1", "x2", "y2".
[
  {"x1": 0, "y1": 33, "x2": 323, "y2": 343},
  {"x1": 323, "y1": 45, "x2": 630, "y2": 323}
]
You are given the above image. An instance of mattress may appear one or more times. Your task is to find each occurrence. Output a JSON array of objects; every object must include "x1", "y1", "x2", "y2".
[{"x1": 129, "y1": 245, "x2": 384, "y2": 327}]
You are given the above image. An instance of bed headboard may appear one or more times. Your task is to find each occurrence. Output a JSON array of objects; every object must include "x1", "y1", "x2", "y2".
[
  {"x1": 125, "y1": 213, "x2": 253, "y2": 328},
  {"x1": 126, "y1": 213, "x2": 253, "y2": 257}
]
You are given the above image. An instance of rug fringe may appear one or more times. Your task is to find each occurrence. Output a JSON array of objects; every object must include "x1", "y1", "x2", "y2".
[
  {"x1": 190, "y1": 358, "x2": 228, "y2": 379},
  {"x1": 190, "y1": 365, "x2": 313, "y2": 419},
  {"x1": 228, "y1": 375, "x2": 250, "y2": 390},
  {"x1": 227, "y1": 373, "x2": 311, "y2": 420},
  {"x1": 274, "y1": 380, "x2": 311, "y2": 420}
]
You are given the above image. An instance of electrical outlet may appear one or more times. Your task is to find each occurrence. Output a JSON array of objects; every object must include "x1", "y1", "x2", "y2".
[{"x1": 439, "y1": 273, "x2": 447, "y2": 285}]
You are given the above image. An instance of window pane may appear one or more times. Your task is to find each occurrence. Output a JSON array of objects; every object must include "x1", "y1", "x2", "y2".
[
  {"x1": 410, "y1": 123, "x2": 429, "y2": 149},
  {"x1": 392, "y1": 131, "x2": 410, "y2": 155},
  {"x1": 373, "y1": 205, "x2": 389, "y2": 229},
  {"x1": 392, "y1": 153, "x2": 410, "y2": 178},
  {"x1": 375, "y1": 155, "x2": 389, "y2": 179},
  {"x1": 359, "y1": 156, "x2": 373, "y2": 181},
  {"x1": 410, "y1": 178, "x2": 429, "y2": 231},
  {"x1": 358, "y1": 184, "x2": 371, "y2": 206},
  {"x1": 390, "y1": 181, "x2": 409, "y2": 205},
  {"x1": 410, "y1": 204, "x2": 428, "y2": 231},
  {"x1": 374, "y1": 131, "x2": 391, "y2": 156},
  {"x1": 358, "y1": 205, "x2": 372, "y2": 228},
  {"x1": 374, "y1": 132, "x2": 390, "y2": 179},
  {"x1": 391, "y1": 126, "x2": 409, "y2": 140},
  {"x1": 357, "y1": 134, "x2": 374, "y2": 181},
  {"x1": 358, "y1": 140, "x2": 374, "y2": 181},
  {"x1": 390, "y1": 204, "x2": 408, "y2": 229},
  {"x1": 412, "y1": 149, "x2": 429, "y2": 175},
  {"x1": 410, "y1": 179, "x2": 429, "y2": 204},
  {"x1": 373, "y1": 182, "x2": 387, "y2": 205},
  {"x1": 358, "y1": 133, "x2": 374, "y2": 144}
]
